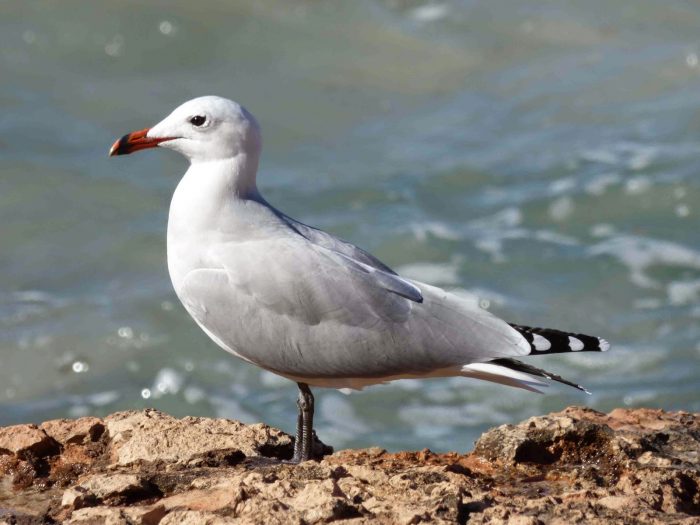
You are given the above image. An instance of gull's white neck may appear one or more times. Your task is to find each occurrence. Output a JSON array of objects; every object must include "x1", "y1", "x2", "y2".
[{"x1": 167, "y1": 152, "x2": 264, "y2": 288}]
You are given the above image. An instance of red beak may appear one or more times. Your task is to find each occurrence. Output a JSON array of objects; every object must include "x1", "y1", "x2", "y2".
[{"x1": 108, "y1": 128, "x2": 174, "y2": 156}]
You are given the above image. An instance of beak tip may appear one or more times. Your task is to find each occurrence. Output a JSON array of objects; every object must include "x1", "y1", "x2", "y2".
[{"x1": 108, "y1": 138, "x2": 123, "y2": 157}]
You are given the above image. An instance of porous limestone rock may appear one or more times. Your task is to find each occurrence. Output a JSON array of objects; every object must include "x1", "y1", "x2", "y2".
[{"x1": 0, "y1": 407, "x2": 696, "y2": 524}]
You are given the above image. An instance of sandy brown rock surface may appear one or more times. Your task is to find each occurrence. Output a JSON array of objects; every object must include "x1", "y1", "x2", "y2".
[{"x1": 0, "y1": 407, "x2": 697, "y2": 524}]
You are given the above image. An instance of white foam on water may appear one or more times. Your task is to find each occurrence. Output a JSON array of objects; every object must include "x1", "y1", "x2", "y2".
[
  {"x1": 580, "y1": 143, "x2": 658, "y2": 171},
  {"x1": 580, "y1": 148, "x2": 619, "y2": 165},
  {"x1": 667, "y1": 279, "x2": 700, "y2": 306},
  {"x1": 410, "y1": 4, "x2": 450, "y2": 23},
  {"x1": 568, "y1": 344, "x2": 661, "y2": 374},
  {"x1": 585, "y1": 172, "x2": 621, "y2": 196},
  {"x1": 468, "y1": 207, "x2": 523, "y2": 230},
  {"x1": 625, "y1": 176, "x2": 652, "y2": 194},
  {"x1": 395, "y1": 260, "x2": 461, "y2": 286},
  {"x1": 590, "y1": 223, "x2": 616, "y2": 238},
  {"x1": 531, "y1": 230, "x2": 579, "y2": 246},
  {"x1": 549, "y1": 196, "x2": 575, "y2": 221},
  {"x1": 466, "y1": 207, "x2": 579, "y2": 262},
  {"x1": 409, "y1": 220, "x2": 461, "y2": 242},
  {"x1": 588, "y1": 234, "x2": 700, "y2": 289},
  {"x1": 675, "y1": 204, "x2": 691, "y2": 218},
  {"x1": 624, "y1": 143, "x2": 657, "y2": 171},
  {"x1": 87, "y1": 391, "x2": 119, "y2": 406},
  {"x1": 548, "y1": 177, "x2": 577, "y2": 195}
]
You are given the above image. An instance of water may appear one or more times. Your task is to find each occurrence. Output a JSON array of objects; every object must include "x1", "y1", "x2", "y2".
[{"x1": 2, "y1": 0, "x2": 699, "y2": 453}]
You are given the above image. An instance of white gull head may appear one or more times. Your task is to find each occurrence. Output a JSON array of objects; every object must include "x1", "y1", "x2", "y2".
[
  {"x1": 148, "y1": 96, "x2": 262, "y2": 163},
  {"x1": 110, "y1": 95, "x2": 261, "y2": 164},
  {"x1": 109, "y1": 95, "x2": 263, "y2": 198}
]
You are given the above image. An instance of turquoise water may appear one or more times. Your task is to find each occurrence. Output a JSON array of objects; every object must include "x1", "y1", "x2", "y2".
[{"x1": 2, "y1": 0, "x2": 699, "y2": 453}]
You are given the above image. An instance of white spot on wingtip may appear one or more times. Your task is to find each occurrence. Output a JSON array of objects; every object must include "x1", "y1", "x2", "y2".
[
  {"x1": 599, "y1": 338, "x2": 610, "y2": 352},
  {"x1": 532, "y1": 334, "x2": 551, "y2": 351},
  {"x1": 568, "y1": 336, "x2": 584, "y2": 351}
]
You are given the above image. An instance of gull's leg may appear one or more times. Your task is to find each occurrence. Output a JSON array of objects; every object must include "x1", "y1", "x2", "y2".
[
  {"x1": 245, "y1": 385, "x2": 317, "y2": 468},
  {"x1": 291, "y1": 393, "x2": 305, "y2": 462},
  {"x1": 291, "y1": 382, "x2": 315, "y2": 463}
]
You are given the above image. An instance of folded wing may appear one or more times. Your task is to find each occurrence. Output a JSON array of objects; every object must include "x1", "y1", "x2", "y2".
[{"x1": 178, "y1": 236, "x2": 529, "y2": 381}]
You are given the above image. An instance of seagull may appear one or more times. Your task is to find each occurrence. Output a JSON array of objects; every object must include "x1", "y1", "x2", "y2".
[{"x1": 110, "y1": 96, "x2": 609, "y2": 463}]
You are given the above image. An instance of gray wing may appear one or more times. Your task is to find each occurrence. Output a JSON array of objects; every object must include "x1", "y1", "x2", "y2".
[
  {"x1": 275, "y1": 211, "x2": 400, "y2": 275},
  {"x1": 178, "y1": 236, "x2": 528, "y2": 380},
  {"x1": 268, "y1": 209, "x2": 422, "y2": 302},
  {"x1": 331, "y1": 251, "x2": 422, "y2": 303}
]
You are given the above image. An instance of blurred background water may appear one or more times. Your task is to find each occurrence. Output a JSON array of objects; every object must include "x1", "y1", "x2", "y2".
[{"x1": 1, "y1": 0, "x2": 699, "y2": 453}]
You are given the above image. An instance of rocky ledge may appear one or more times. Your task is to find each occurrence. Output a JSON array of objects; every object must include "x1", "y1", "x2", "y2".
[{"x1": 0, "y1": 407, "x2": 698, "y2": 524}]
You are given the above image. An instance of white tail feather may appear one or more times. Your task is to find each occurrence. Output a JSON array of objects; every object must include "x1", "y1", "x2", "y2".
[{"x1": 461, "y1": 362, "x2": 548, "y2": 393}]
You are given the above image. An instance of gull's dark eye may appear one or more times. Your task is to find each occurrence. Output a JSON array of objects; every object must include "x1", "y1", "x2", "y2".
[{"x1": 189, "y1": 115, "x2": 206, "y2": 127}]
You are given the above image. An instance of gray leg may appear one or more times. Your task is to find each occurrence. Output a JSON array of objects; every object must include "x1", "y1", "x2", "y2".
[{"x1": 291, "y1": 382, "x2": 314, "y2": 463}]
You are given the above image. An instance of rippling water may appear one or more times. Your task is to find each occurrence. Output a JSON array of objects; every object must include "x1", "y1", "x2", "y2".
[{"x1": 2, "y1": 0, "x2": 699, "y2": 452}]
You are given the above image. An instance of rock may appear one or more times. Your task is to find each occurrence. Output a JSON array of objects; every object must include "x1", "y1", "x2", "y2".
[
  {"x1": 40, "y1": 417, "x2": 104, "y2": 445},
  {"x1": 76, "y1": 473, "x2": 160, "y2": 505},
  {"x1": 159, "y1": 510, "x2": 237, "y2": 525},
  {"x1": 0, "y1": 407, "x2": 697, "y2": 524},
  {"x1": 104, "y1": 409, "x2": 292, "y2": 466},
  {"x1": 473, "y1": 407, "x2": 613, "y2": 465},
  {"x1": 62, "y1": 487, "x2": 95, "y2": 509},
  {"x1": 0, "y1": 507, "x2": 45, "y2": 525},
  {"x1": 469, "y1": 406, "x2": 700, "y2": 523},
  {"x1": 0, "y1": 424, "x2": 59, "y2": 458},
  {"x1": 159, "y1": 480, "x2": 245, "y2": 512},
  {"x1": 66, "y1": 505, "x2": 165, "y2": 525},
  {"x1": 596, "y1": 494, "x2": 638, "y2": 511}
]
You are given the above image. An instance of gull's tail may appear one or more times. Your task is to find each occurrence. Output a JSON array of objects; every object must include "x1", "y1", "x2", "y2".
[
  {"x1": 460, "y1": 324, "x2": 609, "y2": 394},
  {"x1": 508, "y1": 323, "x2": 610, "y2": 355}
]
